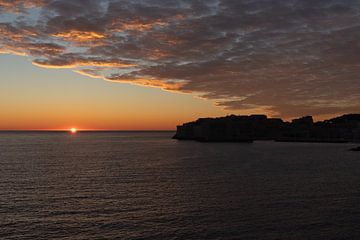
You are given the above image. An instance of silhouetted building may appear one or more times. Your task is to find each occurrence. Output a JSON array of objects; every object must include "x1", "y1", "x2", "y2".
[{"x1": 173, "y1": 114, "x2": 360, "y2": 143}]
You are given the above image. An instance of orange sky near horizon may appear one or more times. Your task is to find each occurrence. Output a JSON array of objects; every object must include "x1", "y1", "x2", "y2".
[
  {"x1": 0, "y1": 55, "x2": 235, "y2": 131},
  {"x1": 0, "y1": 54, "x2": 349, "y2": 130}
]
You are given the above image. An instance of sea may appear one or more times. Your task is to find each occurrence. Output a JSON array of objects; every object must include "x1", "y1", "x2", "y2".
[{"x1": 0, "y1": 131, "x2": 359, "y2": 240}]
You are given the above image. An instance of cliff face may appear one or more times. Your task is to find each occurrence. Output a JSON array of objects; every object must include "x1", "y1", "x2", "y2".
[{"x1": 173, "y1": 114, "x2": 360, "y2": 142}]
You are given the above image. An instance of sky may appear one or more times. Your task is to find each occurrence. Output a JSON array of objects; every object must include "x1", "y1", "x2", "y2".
[{"x1": 0, "y1": 0, "x2": 359, "y2": 130}]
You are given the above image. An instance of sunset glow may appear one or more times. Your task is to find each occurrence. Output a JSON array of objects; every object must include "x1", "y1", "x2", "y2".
[
  {"x1": 0, "y1": 0, "x2": 359, "y2": 130},
  {"x1": 1, "y1": 2, "x2": 360, "y2": 240}
]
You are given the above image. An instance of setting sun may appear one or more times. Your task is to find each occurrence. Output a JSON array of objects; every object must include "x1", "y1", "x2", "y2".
[{"x1": 70, "y1": 128, "x2": 77, "y2": 133}]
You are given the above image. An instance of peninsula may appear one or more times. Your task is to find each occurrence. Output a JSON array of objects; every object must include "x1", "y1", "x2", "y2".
[{"x1": 173, "y1": 114, "x2": 360, "y2": 143}]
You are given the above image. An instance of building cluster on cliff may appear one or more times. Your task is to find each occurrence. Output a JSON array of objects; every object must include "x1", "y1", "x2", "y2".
[{"x1": 174, "y1": 114, "x2": 360, "y2": 142}]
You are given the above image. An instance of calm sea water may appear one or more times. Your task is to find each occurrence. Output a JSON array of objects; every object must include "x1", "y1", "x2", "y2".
[{"x1": 0, "y1": 132, "x2": 360, "y2": 240}]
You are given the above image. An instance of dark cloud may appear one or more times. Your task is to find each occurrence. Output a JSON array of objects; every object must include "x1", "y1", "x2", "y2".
[{"x1": 0, "y1": 0, "x2": 360, "y2": 117}]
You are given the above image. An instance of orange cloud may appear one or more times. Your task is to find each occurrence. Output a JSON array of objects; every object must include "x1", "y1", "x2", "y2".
[
  {"x1": 32, "y1": 61, "x2": 76, "y2": 69},
  {"x1": 128, "y1": 78, "x2": 184, "y2": 91},
  {"x1": 32, "y1": 57, "x2": 136, "y2": 69},
  {"x1": 122, "y1": 21, "x2": 167, "y2": 31},
  {"x1": 52, "y1": 30, "x2": 106, "y2": 42},
  {"x1": 74, "y1": 69, "x2": 104, "y2": 79},
  {"x1": 0, "y1": 24, "x2": 25, "y2": 41},
  {"x1": 106, "y1": 75, "x2": 185, "y2": 92},
  {"x1": 110, "y1": 18, "x2": 169, "y2": 32},
  {"x1": 0, "y1": 47, "x2": 27, "y2": 56},
  {"x1": 147, "y1": 49, "x2": 171, "y2": 60},
  {"x1": 75, "y1": 69, "x2": 185, "y2": 91},
  {"x1": 0, "y1": 0, "x2": 44, "y2": 12}
]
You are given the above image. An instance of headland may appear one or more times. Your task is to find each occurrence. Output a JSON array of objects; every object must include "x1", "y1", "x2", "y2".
[{"x1": 173, "y1": 114, "x2": 360, "y2": 143}]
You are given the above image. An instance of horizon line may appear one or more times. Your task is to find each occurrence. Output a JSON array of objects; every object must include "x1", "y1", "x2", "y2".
[{"x1": 0, "y1": 129, "x2": 176, "y2": 132}]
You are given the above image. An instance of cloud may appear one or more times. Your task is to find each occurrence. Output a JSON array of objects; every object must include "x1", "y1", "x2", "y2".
[
  {"x1": 32, "y1": 54, "x2": 136, "y2": 68},
  {"x1": 0, "y1": 0, "x2": 45, "y2": 12},
  {"x1": 1, "y1": 0, "x2": 360, "y2": 118}
]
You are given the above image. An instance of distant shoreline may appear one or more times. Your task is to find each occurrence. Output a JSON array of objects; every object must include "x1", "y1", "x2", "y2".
[{"x1": 174, "y1": 114, "x2": 360, "y2": 143}]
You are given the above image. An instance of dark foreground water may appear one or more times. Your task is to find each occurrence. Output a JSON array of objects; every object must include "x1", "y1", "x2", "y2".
[{"x1": 0, "y1": 132, "x2": 360, "y2": 240}]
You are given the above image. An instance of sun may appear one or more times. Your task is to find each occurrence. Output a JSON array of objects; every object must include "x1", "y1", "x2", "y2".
[{"x1": 70, "y1": 128, "x2": 77, "y2": 133}]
